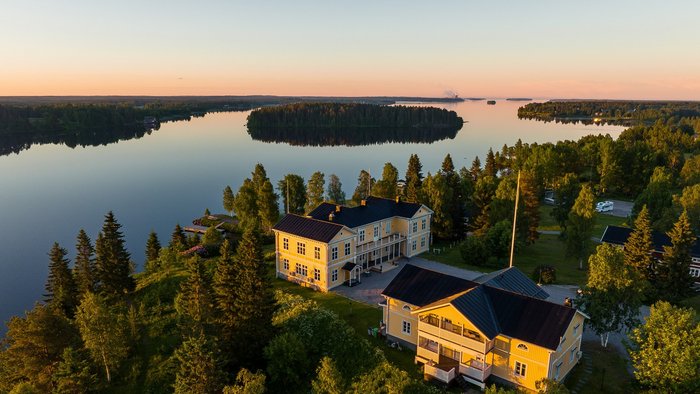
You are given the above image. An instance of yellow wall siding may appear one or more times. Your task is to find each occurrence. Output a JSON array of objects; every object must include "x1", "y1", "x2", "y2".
[
  {"x1": 548, "y1": 313, "x2": 586, "y2": 382},
  {"x1": 386, "y1": 297, "x2": 419, "y2": 345},
  {"x1": 490, "y1": 335, "x2": 553, "y2": 391},
  {"x1": 417, "y1": 304, "x2": 489, "y2": 340}
]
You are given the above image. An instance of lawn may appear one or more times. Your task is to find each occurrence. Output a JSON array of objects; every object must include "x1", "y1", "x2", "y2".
[
  {"x1": 565, "y1": 341, "x2": 633, "y2": 394},
  {"x1": 267, "y1": 263, "x2": 421, "y2": 378},
  {"x1": 539, "y1": 205, "x2": 629, "y2": 238}
]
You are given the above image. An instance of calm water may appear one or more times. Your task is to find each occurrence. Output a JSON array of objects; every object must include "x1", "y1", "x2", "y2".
[{"x1": 0, "y1": 100, "x2": 624, "y2": 327}]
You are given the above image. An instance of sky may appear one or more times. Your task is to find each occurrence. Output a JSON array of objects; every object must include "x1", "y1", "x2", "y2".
[{"x1": 1, "y1": 0, "x2": 699, "y2": 99}]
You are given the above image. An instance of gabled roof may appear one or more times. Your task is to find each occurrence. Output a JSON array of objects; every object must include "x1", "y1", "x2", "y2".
[
  {"x1": 474, "y1": 267, "x2": 549, "y2": 299},
  {"x1": 272, "y1": 214, "x2": 347, "y2": 243},
  {"x1": 384, "y1": 264, "x2": 580, "y2": 351},
  {"x1": 601, "y1": 225, "x2": 700, "y2": 258},
  {"x1": 381, "y1": 264, "x2": 476, "y2": 307},
  {"x1": 307, "y1": 196, "x2": 427, "y2": 229}
]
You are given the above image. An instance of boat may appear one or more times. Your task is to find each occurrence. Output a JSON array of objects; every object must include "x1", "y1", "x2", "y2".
[{"x1": 487, "y1": 100, "x2": 496, "y2": 105}]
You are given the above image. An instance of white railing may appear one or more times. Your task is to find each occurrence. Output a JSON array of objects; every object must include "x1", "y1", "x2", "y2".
[
  {"x1": 460, "y1": 360, "x2": 492, "y2": 382},
  {"x1": 424, "y1": 364, "x2": 455, "y2": 383},
  {"x1": 356, "y1": 233, "x2": 405, "y2": 254},
  {"x1": 418, "y1": 323, "x2": 488, "y2": 353}
]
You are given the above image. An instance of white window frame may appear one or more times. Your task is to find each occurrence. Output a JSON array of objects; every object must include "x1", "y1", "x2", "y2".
[
  {"x1": 386, "y1": 221, "x2": 391, "y2": 234},
  {"x1": 412, "y1": 240, "x2": 417, "y2": 251},
  {"x1": 570, "y1": 346, "x2": 577, "y2": 362},
  {"x1": 412, "y1": 221, "x2": 418, "y2": 233},
  {"x1": 402, "y1": 320, "x2": 411, "y2": 334},
  {"x1": 573, "y1": 323, "x2": 580, "y2": 336},
  {"x1": 331, "y1": 269, "x2": 338, "y2": 282},
  {"x1": 420, "y1": 236, "x2": 425, "y2": 248},
  {"x1": 514, "y1": 361, "x2": 526, "y2": 377},
  {"x1": 283, "y1": 238, "x2": 288, "y2": 250},
  {"x1": 331, "y1": 246, "x2": 338, "y2": 260},
  {"x1": 344, "y1": 242, "x2": 350, "y2": 256},
  {"x1": 373, "y1": 225, "x2": 379, "y2": 239},
  {"x1": 359, "y1": 229, "x2": 365, "y2": 243},
  {"x1": 554, "y1": 362, "x2": 562, "y2": 380},
  {"x1": 314, "y1": 246, "x2": 320, "y2": 260},
  {"x1": 282, "y1": 259, "x2": 289, "y2": 271},
  {"x1": 297, "y1": 242, "x2": 305, "y2": 255},
  {"x1": 314, "y1": 268, "x2": 321, "y2": 281},
  {"x1": 296, "y1": 263, "x2": 308, "y2": 277},
  {"x1": 421, "y1": 218, "x2": 426, "y2": 230}
]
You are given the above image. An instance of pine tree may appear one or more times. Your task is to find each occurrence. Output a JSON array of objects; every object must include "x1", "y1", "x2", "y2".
[
  {"x1": 213, "y1": 239, "x2": 239, "y2": 337},
  {"x1": 658, "y1": 210, "x2": 696, "y2": 303},
  {"x1": 373, "y1": 163, "x2": 398, "y2": 199},
  {"x1": 52, "y1": 347, "x2": 97, "y2": 394},
  {"x1": 277, "y1": 174, "x2": 306, "y2": 215},
  {"x1": 469, "y1": 156, "x2": 482, "y2": 180},
  {"x1": 145, "y1": 230, "x2": 161, "y2": 263},
  {"x1": 170, "y1": 224, "x2": 188, "y2": 251},
  {"x1": 306, "y1": 171, "x2": 326, "y2": 212},
  {"x1": 174, "y1": 334, "x2": 224, "y2": 394},
  {"x1": 45, "y1": 242, "x2": 78, "y2": 317},
  {"x1": 326, "y1": 174, "x2": 346, "y2": 204},
  {"x1": 624, "y1": 205, "x2": 654, "y2": 283},
  {"x1": 566, "y1": 184, "x2": 596, "y2": 270},
  {"x1": 251, "y1": 163, "x2": 268, "y2": 194},
  {"x1": 223, "y1": 185, "x2": 235, "y2": 216},
  {"x1": 351, "y1": 170, "x2": 373, "y2": 205},
  {"x1": 485, "y1": 148, "x2": 497, "y2": 177},
  {"x1": 94, "y1": 211, "x2": 134, "y2": 297},
  {"x1": 404, "y1": 154, "x2": 423, "y2": 203},
  {"x1": 258, "y1": 179, "x2": 280, "y2": 232},
  {"x1": 440, "y1": 154, "x2": 464, "y2": 239},
  {"x1": 175, "y1": 256, "x2": 215, "y2": 336},
  {"x1": 73, "y1": 229, "x2": 96, "y2": 296}
]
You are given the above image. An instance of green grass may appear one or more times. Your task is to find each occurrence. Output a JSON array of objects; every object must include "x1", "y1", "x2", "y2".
[
  {"x1": 268, "y1": 263, "x2": 420, "y2": 378},
  {"x1": 539, "y1": 205, "x2": 629, "y2": 238},
  {"x1": 565, "y1": 341, "x2": 633, "y2": 394}
]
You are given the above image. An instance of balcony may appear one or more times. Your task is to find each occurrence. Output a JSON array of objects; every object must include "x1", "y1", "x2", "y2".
[
  {"x1": 424, "y1": 363, "x2": 456, "y2": 384},
  {"x1": 460, "y1": 359, "x2": 492, "y2": 383},
  {"x1": 356, "y1": 233, "x2": 405, "y2": 255},
  {"x1": 418, "y1": 316, "x2": 490, "y2": 353}
]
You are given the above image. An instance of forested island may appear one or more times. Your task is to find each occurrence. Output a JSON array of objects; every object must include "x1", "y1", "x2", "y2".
[
  {"x1": 246, "y1": 103, "x2": 464, "y2": 146},
  {"x1": 518, "y1": 100, "x2": 700, "y2": 126}
]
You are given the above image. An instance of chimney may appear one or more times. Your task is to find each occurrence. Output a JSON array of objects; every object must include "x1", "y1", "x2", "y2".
[
  {"x1": 564, "y1": 297, "x2": 572, "y2": 307},
  {"x1": 335, "y1": 205, "x2": 341, "y2": 213},
  {"x1": 328, "y1": 212, "x2": 335, "y2": 222},
  {"x1": 395, "y1": 195, "x2": 400, "y2": 203},
  {"x1": 361, "y1": 199, "x2": 366, "y2": 206}
]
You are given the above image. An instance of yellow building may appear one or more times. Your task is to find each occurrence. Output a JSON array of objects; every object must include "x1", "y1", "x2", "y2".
[
  {"x1": 272, "y1": 196, "x2": 433, "y2": 291},
  {"x1": 382, "y1": 265, "x2": 587, "y2": 392}
]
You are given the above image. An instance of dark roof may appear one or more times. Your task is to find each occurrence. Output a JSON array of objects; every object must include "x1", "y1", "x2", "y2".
[
  {"x1": 601, "y1": 225, "x2": 700, "y2": 257},
  {"x1": 307, "y1": 196, "x2": 425, "y2": 228},
  {"x1": 484, "y1": 286, "x2": 576, "y2": 350},
  {"x1": 381, "y1": 264, "x2": 476, "y2": 307},
  {"x1": 383, "y1": 264, "x2": 578, "y2": 350},
  {"x1": 272, "y1": 214, "x2": 345, "y2": 243},
  {"x1": 342, "y1": 262, "x2": 357, "y2": 271},
  {"x1": 475, "y1": 267, "x2": 549, "y2": 299}
]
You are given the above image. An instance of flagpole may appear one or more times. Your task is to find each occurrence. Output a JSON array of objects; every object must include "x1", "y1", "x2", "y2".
[{"x1": 509, "y1": 171, "x2": 521, "y2": 268}]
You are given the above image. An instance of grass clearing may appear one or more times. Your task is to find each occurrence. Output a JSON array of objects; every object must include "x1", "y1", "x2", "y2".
[
  {"x1": 538, "y1": 205, "x2": 629, "y2": 238},
  {"x1": 565, "y1": 341, "x2": 633, "y2": 394}
]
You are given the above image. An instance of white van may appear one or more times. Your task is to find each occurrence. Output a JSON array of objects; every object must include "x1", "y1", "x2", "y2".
[{"x1": 595, "y1": 201, "x2": 614, "y2": 213}]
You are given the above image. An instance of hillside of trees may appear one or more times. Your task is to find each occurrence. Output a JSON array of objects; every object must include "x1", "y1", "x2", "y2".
[
  {"x1": 518, "y1": 100, "x2": 700, "y2": 126},
  {"x1": 246, "y1": 103, "x2": 464, "y2": 145}
]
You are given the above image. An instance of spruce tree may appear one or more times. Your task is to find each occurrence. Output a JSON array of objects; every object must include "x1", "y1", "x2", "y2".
[
  {"x1": 170, "y1": 224, "x2": 188, "y2": 251},
  {"x1": 45, "y1": 242, "x2": 78, "y2": 317},
  {"x1": 404, "y1": 154, "x2": 423, "y2": 203},
  {"x1": 326, "y1": 174, "x2": 346, "y2": 205},
  {"x1": 484, "y1": 148, "x2": 497, "y2": 177},
  {"x1": 372, "y1": 163, "x2": 398, "y2": 199},
  {"x1": 250, "y1": 163, "x2": 269, "y2": 194},
  {"x1": 277, "y1": 174, "x2": 306, "y2": 215},
  {"x1": 145, "y1": 230, "x2": 161, "y2": 263},
  {"x1": 258, "y1": 179, "x2": 280, "y2": 232},
  {"x1": 233, "y1": 178, "x2": 259, "y2": 230},
  {"x1": 94, "y1": 211, "x2": 134, "y2": 297},
  {"x1": 624, "y1": 205, "x2": 655, "y2": 283},
  {"x1": 306, "y1": 171, "x2": 326, "y2": 212},
  {"x1": 351, "y1": 170, "x2": 373, "y2": 205},
  {"x1": 566, "y1": 184, "x2": 596, "y2": 270},
  {"x1": 213, "y1": 238, "x2": 239, "y2": 341},
  {"x1": 174, "y1": 335, "x2": 224, "y2": 394},
  {"x1": 73, "y1": 229, "x2": 96, "y2": 296},
  {"x1": 469, "y1": 156, "x2": 482, "y2": 180},
  {"x1": 175, "y1": 256, "x2": 214, "y2": 336},
  {"x1": 658, "y1": 210, "x2": 696, "y2": 303},
  {"x1": 223, "y1": 185, "x2": 235, "y2": 216},
  {"x1": 52, "y1": 347, "x2": 97, "y2": 394}
]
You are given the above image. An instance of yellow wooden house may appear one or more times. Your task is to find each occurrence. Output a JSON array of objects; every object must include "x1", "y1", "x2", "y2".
[
  {"x1": 272, "y1": 196, "x2": 433, "y2": 291},
  {"x1": 382, "y1": 265, "x2": 587, "y2": 391}
]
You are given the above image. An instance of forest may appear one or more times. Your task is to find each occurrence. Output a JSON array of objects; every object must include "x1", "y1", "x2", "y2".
[{"x1": 247, "y1": 125, "x2": 460, "y2": 146}]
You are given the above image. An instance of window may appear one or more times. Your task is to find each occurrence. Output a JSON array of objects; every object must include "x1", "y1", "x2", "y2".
[
  {"x1": 402, "y1": 320, "x2": 411, "y2": 334},
  {"x1": 573, "y1": 323, "x2": 581, "y2": 336},
  {"x1": 297, "y1": 242, "x2": 305, "y2": 255},
  {"x1": 283, "y1": 238, "x2": 288, "y2": 250},
  {"x1": 570, "y1": 346, "x2": 577, "y2": 362},
  {"x1": 314, "y1": 246, "x2": 320, "y2": 259},
  {"x1": 373, "y1": 225, "x2": 379, "y2": 238},
  {"x1": 554, "y1": 362, "x2": 562, "y2": 380},
  {"x1": 359, "y1": 229, "x2": 365, "y2": 243},
  {"x1": 514, "y1": 361, "x2": 527, "y2": 377},
  {"x1": 295, "y1": 264, "x2": 308, "y2": 277},
  {"x1": 421, "y1": 218, "x2": 426, "y2": 230},
  {"x1": 282, "y1": 259, "x2": 289, "y2": 271},
  {"x1": 558, "y1": 336, "x2": 566, "y2": 351},
  {"x1": 386, "y1": 221, "x2": 391, "y2": 233},
  {"x1": 412, "y1": 240, "x2": 417, "y2": 251},
  {"x1": 314, "y1": 268, "x2": 321, "y2": 281},
  {"x1": 412, "y1": 221, "x2": 418, "y2": 233},
  {"x1": 344, "y1": 242, "x2": 351, "y2": 256},
  {"x1": 402, "y1": 304, "x2": 412, "y2": 311},
  {"x1": 331, "y1": 269, "x2": 338, "y2": 282},
  {"x1": 517, "y1": 343, "x2": 529, "y2": 351},
  {"x1": 690, "y1": 267, "x2": 700, "y2": 277},
  {"x1": 420, "y1": 237, "x2": 426, "y2": 248},
  {"x1": 331, "y1": 246, "x2": 338, "y2": 260}
]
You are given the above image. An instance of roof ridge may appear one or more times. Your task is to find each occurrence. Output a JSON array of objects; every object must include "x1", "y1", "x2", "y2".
[
  {"x1": 283, "y1": 213, "x2": 347, "y2": 229},
  {"x1": 479, "y1": 284, "x2": 501, "y2": 334},
  {"x1": 483, "y1": 284, "x2": 574, "y2": 310}
]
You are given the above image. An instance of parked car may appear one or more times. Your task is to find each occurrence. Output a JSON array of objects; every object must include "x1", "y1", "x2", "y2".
[{"x1": 595, "y1": 201, "x2": 614, "y2": 213}]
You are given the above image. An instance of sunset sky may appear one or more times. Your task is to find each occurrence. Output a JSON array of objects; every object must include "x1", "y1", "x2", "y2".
[{"x1": 2, "y1": 0, "x2": 699, "y2": 99}]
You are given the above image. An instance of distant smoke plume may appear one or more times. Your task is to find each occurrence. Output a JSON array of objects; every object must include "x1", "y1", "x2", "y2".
[{"x1": 444, "y1": 89, "x2": 459, "y2": 98}]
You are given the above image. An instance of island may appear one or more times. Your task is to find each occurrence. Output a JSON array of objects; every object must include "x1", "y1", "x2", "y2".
[{"x1": 246, "y1": 102, "x2": 464, "y2": 146}]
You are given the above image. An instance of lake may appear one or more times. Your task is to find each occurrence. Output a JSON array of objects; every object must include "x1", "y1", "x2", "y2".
[{"x1": 0, "y1": 100, "x2": 625, "y2": 327}]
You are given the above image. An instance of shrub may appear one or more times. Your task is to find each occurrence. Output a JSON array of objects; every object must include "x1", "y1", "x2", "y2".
[
  {"x1": 460, "y1": 236, "x2": 489, "y2": 266},
  {"x1": 532, "y1": 265, "x2": 556, "y2": 284}
]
